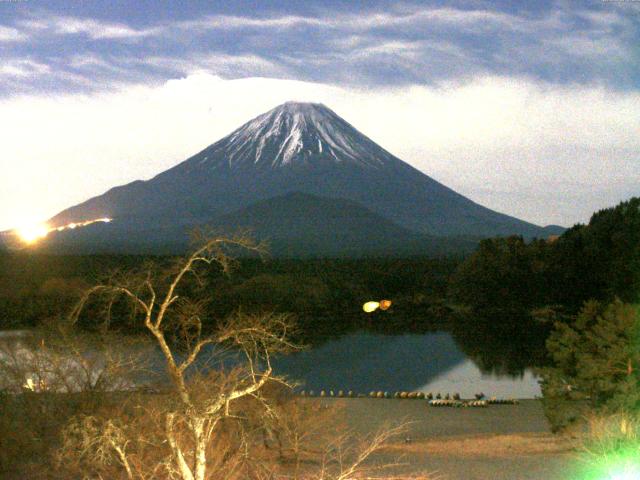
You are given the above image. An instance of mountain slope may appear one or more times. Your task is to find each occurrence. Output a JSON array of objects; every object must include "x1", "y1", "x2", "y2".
[
  {"x1": 213, "y1": 192, "x2": 477, "y2": 257},
  {"x1": 38, "y1": 193, "x2": 477, "y2": 256},
  {"x1": 46, "y1": 101, "x2": 558, "y2": 253}
]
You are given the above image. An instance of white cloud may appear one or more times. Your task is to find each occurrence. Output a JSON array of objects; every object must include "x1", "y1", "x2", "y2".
[
  {"x1": 177, "y1": 14, "x2": 328, "y2": 31},
  {"x1": 349, "y1": 40, "x2": 426, "y2": 59},
  {"x1": 575, "y1": 8, "x2": 632, "y2": 30},
  {"x1": 543, "y1": 32, "x2": 630, "y2": 60},
  {"x1": 15, "y1": 19, "x2": 48, "y2": 31},
  {"x1": 0, "y1": 74, "x2": 638, "y2": 231},
  {"x1": 0, "y1": 59, "x2": 50, "y2": 77},
  {"x1": 0, "y1": 25, "x2": 27, "y2": 42},
  {"x1": 17, "y1": 15, "x2": 159, "y2": 40},
  {"x1": 324, "y1": 37, "x2": 474, "y2": 71},
  {"x1": 68, "y1": 54, "x2": 118, "y2": 69},
  {"x1": 56, "y1": 16, "x2": 160, "y2": 39},
  {"x1": 14, "y1": 5, "x2": 606, "y2": 44},
  {"x1": 136, "y1": 53, "x2": 288, "y2": 78},
  {"x1": 177, "y1": 7, "x2": 523, "y2": 33}
]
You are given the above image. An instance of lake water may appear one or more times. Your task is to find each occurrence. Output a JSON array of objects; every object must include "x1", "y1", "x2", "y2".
[
  {"x1": 272, "y1": 332, "x2": 541, "y2": 399},
  {"x1": 0, "y1": 330, "x2": 541, "y2": 398}
]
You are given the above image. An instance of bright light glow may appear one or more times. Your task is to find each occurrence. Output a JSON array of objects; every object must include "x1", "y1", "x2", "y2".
[
  {"x1": 577, "y1": 448, "x2": 640, "y2": 480},
  {"x1": 363, "y1": 301, "x2": 380, "y2": 313},
  {"x1": 12, "y1": 217, "x2": 112, "y2": 245},
  {"x1": 363, "y1": 300, "x2": 393, "y2": 313},
  {"x1": 15, "y1": 222, "x2": 49, "y2": 244},
  {"x1": 606, "y1": 466, "x2": 640, "y2": 480}
]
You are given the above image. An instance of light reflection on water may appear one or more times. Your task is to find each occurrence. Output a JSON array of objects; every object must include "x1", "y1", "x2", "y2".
[{"x1": 419, "y1": 359, "x2": 540, "y2": 399}]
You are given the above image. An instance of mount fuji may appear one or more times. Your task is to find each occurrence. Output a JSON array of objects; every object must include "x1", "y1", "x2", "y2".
[{"x1": 38, "y1": 101, "x2": 560, "y2": 255}]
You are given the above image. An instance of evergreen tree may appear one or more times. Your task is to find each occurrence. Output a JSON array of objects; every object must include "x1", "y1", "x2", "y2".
[
  {"x1": 538, "y1": 300, "x2": 640, "y2": 431},
  {"x1": 548, "y1": 197, "x2": 640, "y2": 308},
  {"x1": 448, "y1": 235, "x2": 550, "y2": 315}
]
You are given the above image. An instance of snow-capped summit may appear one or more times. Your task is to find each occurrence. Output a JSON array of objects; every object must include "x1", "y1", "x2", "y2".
[{"x1": 179, "y1": 101, "x2": 393, "y2": 171}]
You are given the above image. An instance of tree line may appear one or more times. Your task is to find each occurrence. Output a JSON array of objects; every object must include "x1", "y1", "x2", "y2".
[
  {"x1": 0, "y1": 253, "x2": 459, "y2": 342},
  {"x1": 449, "y1": 197, "x2": 640, "y2": 317}
]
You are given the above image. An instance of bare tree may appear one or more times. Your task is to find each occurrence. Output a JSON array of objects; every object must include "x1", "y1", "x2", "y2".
[{"x1": 67, "y1": 234, "x2": 300, "y2": 480}]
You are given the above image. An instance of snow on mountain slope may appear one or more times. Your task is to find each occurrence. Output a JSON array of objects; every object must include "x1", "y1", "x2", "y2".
[{"x1": 175, "y1": 101, "x2": 392, "y2": 172}]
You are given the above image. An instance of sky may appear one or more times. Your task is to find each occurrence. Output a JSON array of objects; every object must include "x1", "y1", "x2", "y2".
[{"x1": 0, "y1": 0, "x2": 639, "y2": 231}]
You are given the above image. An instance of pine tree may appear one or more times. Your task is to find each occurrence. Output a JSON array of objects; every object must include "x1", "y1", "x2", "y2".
[{"x1": 538, "y1": 300, "x2": 640, "y2": 431}]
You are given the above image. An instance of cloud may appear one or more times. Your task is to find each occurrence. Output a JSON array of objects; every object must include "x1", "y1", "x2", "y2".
[
  {"x1": 68, "y1": 54, "x2": 120, "y2": 69},
  {"x1": 176, "y1": 14, "x2": 328, "y2": 31},
  {"x1": 136, "y1": 53, "x2": 290, "y2": 79},
  {"x1": 0, "y1": 74, "x2": 637, "y2": 231},
  {"x1": 0, "y1": 59, "x2": 50, "y2": 77},
  {"x1": 174, "y1": 7, "x2": 524, "y2": 33},
  {"x1": 348, "y1": 40, "x2": 426, "y2": 59},
  {"x1": 0, "y1": 25, "x2": 27, "y2": 42},
  {"x1": 1, "y1": 2, "x2": 635, "y2": 97},
  {"x1": 575, "y1": 8, "x2": 633, "y2": 30},
  {"x1": 17, "y1": 15, "x2": 158, "y2": 40},
  {"x1": 54, "y1": 16, "x2": 159, "y2": 39}
]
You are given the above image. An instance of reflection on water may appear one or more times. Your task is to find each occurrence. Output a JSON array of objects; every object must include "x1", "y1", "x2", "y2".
[
  {"x1": 1, "y1": 328, "x2": 544, "y2": 398},
  {"x1": 273, "y1": 332, "x2": 464, "y2": 393},
  {"x1": 419, "y1": 359, "x2": 540, "y2": 399},
  {"x1": 273, "y1": 331, "x2": 541, "y2": 398},
  {"x1": 449, "y1": 311, "x2": 550, "y2": 377}
]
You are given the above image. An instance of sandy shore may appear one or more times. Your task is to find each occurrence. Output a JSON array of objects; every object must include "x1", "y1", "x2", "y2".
[{"x1": 314, "y1": 398, "x2": 578, "y2": 480}]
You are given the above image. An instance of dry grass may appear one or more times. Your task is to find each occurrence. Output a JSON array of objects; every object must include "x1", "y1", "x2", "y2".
[{"x1": 578, "y1": 412, "x2": 640, "y2": 466}]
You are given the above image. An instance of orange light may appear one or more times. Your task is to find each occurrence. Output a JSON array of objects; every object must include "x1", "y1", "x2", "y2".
[
  {"x1": 15, "y1": 222, "x2": 49, "y2": 244},
  {"x1": 379, "y1": 300, "x2": 392, "y2": 310},
  {"x1": 13, "y1": 217, "x2": 113, "y2": 245}
]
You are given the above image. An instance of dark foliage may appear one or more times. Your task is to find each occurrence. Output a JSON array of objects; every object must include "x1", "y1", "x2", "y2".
[
  {"x1": 449, "y1": 197, "x2": 640, "y2": 317},
  {"x1": 448, "y1": 236, "x2": 553, "y2": 316},
  {"x1": 547, "y1": 197, "x2": 640, "y2": 309},
  {"x1": 0, "y1": 254, "x2": 460, "y2": 344},
  {"x1": 537, "y1": 300, "x2": 640, "y2": 432}
]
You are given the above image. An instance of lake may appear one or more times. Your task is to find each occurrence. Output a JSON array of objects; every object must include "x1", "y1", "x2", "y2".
[
  {"x1": 0, "y1": 330, "x2": 541, "y2": 398},
  {"x1": 273, "y1": 332, "x2": 541, "y2": 399}
]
